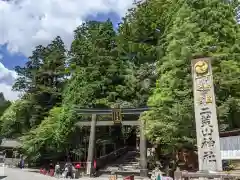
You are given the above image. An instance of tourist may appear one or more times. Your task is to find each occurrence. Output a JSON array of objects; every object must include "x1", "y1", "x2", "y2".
[
  {"x1": 62, "y1": 163, "x2": 68, "y2": 178},
  {"x1": 72, "y1": 164, "x2": 76, "y2": 178},
  {"x1": 19, "y1": 157, "x2": 24, "y2": 169},
  {"x1": 75, "y1": 163, "x2": 81, "y2": 178},
  {"x1": 64, "y1": 161, "x2": 73, "y2": 178},
  {"x1": 54, "y1": 162, "x2": 61, "y2": 178}
]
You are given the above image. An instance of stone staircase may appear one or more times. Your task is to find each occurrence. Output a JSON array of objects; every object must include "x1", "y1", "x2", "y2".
[{"x1": 99, "y1": 150, "x2": 140, "y2": 175}]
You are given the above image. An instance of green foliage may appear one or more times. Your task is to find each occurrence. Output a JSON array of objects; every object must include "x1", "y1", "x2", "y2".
[
  {"x1": 6, "y1": 36, "x2": 68, "y2": 159},
  {"x1": 13, "y1": 36, "x2": 67, "y2": 127},
  {"x1": 0, "y1": 100, "x2": 31, "y2": 138},
  {"x1": 20, "y1": 106, "x2": 78, "y2": 160},
  {"x1": 0, "y1": 92, "x2": 11, "y2": 118},
  {"x1": 1, "y1": 0, "x2": 240, "y2": 162},
  {"x1": 142, "y1": 0, "x2": 240, "y2": 152},
  {"x1": 117, "y1": 0, "x2": 165, "y2": 107},
  {"x1": 65, "y1": 20, "x2": 127, "y2": 108}
]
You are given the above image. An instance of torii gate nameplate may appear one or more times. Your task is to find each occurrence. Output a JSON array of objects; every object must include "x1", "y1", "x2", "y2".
[{"x1": 112, "y1": 108, "x2": 122, "y2": 124}]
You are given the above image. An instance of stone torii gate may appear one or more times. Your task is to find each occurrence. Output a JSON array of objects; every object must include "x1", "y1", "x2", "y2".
[{"x1": 75, "y1": 107, "x2": 149, "y2": 177}]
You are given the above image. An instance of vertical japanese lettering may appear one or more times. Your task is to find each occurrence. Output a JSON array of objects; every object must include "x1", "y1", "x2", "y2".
[
  {"x1": 203, "y1": 151, "x2": 216, "y2": 162},
  {"x1": 192, "y1": 58, "x2": 222, "y2": 171},
  {"x1": 196, "y1": 76, "x2": 211, "y2": 92},
  {"x1": 201, "y1": 137, "x2": 215, "y2": 148},
  {"x1": 200, "y1": 108, "x2": 211, "y2": 127}
]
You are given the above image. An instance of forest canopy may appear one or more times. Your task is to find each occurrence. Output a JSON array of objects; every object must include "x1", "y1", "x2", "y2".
[{"x1": 0, "y1": 0, "x2": 240, "y2": 161}]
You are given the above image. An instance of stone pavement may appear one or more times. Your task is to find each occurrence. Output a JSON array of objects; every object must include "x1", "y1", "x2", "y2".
[
  {"x1": 1, "y1": 167, "x2": 109, "y2": 180},
  {"x1": 1, "y1": 167, "x2": 150, "y2": 180}
]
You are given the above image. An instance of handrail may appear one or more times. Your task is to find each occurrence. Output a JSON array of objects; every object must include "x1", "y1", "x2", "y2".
[
  {"x1": 95, "y1": 146, "x2": 129, "y2": 169},
  {"x1": 97, "y1": 147, "x2": 128, "y2": 160}
]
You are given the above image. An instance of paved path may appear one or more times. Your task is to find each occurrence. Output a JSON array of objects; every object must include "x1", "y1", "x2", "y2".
[
  {"x1": 2, "y1": 168, "x2": 57, "y2": 180},
  {"x1": 1, "y1": 168, "x2": 149, "y2": 180},
  {"x1": 1, "y1": 168, "x2": 110, "y2": 180}
]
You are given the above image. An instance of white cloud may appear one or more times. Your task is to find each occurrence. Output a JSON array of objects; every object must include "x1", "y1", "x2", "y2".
[
  {"x1": 0, "y1": 0, "x2": 134, "y2": 56},
  {"x1": 0, "y1": 0, "x2": 135, "y2": 100},
  {"x1": 0, "y1": 62, "x2": 20, "y2": 101}
]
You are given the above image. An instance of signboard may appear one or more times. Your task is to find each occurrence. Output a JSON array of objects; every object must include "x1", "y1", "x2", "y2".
[
  {"x1": 192, "y1": 58, "x2": 222, "y2": 171},
  {"x1": 112, "y1": 108, "x2": 122, "y2": 124}
]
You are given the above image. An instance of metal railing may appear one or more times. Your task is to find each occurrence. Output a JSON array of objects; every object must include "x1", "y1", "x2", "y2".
[
  {"x1": 96, "y1": 146, "x2": 129, "y2": 169},
  {"x1": 174, "y1": 169, "x2": 240, "y2": 180}
]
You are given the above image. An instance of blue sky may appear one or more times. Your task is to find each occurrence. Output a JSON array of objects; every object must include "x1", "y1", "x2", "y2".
[
  {"x1": 1, "y1": 12, "x2": 121, "y2": 70},
  {"x1": 0, "y1": 45, "x2": 27, "y2": 69},
  {"x1": 0, "y1": 0, "x2": 133, "y2": 101}
]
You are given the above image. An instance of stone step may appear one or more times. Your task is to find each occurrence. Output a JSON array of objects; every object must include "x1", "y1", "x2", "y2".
[
  {"x1": 101, "y1": 150, "x2": 141, "y2": 173},
  {"x1": 99, "y1": 173, "x2": 148, "y2": 180},
  {"x1": 105, "y1": 164, "x2": 139, "y2": 169},
  {"x1": 110, "y1": 162, "x2": 139, "y2": 166},
  {"x1": 121, "y1": 165, "x2": 139, "y2": 169}
]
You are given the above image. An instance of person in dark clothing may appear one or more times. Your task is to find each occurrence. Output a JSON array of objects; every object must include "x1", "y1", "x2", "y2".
[
  {"x1": 49, "y1": 161, "x2": 54, "y2": 169},
  {"x1": 19, "y1": 157, "x2": 24, "y2": 169},
  {"x1": 64, "y1": 161, "x2": 73, "y2": 178}
]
